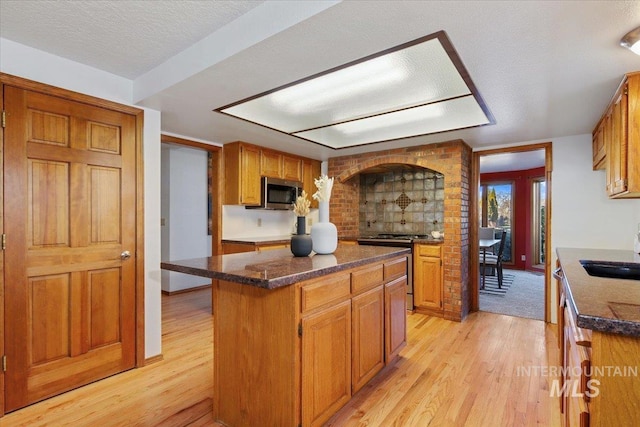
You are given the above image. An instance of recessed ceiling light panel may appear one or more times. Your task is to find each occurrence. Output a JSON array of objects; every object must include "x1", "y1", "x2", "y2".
[{"x1": 215, "y1": 31, "x2": 494, "y2": 149}]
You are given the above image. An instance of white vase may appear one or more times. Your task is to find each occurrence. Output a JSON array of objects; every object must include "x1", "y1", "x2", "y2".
[{"x1": 311, "y1": 201, "x2": 337, "y2": 254}]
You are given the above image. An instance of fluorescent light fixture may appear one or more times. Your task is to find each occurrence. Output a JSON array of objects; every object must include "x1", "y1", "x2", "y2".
[
  {"x1": 621, "y1": 26, "x2": 640, "y2": 55},
  {"x1": 215, "y1": 31, "x2": 495, "y2": 149}
]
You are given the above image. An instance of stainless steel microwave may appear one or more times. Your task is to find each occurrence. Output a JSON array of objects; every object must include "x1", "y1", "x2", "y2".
[{"x1": 247, "y1": 177, "x2": 302, "y2": 210}]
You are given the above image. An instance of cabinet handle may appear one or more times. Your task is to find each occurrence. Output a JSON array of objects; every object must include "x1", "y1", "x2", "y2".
[{"x1": 552, "y1": 267, "x2": 563, "y2": 281}]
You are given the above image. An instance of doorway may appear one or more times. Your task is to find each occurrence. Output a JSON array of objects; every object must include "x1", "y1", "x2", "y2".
[{"x1": 471, "y1": 143, "x2": 552, "y2": 321}]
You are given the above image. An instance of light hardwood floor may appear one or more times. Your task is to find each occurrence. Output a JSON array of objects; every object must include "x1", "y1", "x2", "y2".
[{"x1": 2, "y1": 289, "x2": 561, "y2": 426}]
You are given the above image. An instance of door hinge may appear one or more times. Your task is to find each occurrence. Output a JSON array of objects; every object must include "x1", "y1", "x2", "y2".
[
  {"x1": 1, "y1": 111, "x2": 5, "y2": 128},
  {"x1": 2, "y1": 355, "x2": 6, "y2": 372},
  {"x1": 1, "y1": 234, "x2": 5, "y2": 250},
  {"x1": 298, "y1": 323, "x2": 303, "y2": 337}
]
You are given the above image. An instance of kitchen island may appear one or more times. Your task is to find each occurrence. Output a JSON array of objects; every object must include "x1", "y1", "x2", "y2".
[
  {"x1": 161, "y1": 244, "x2": 410, "y2": 427},
  {"x1": 556, "y1": 248, "x2": 640, "y2": 426}
]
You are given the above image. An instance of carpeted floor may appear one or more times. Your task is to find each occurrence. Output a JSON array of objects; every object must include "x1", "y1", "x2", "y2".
[{"x1": 479, "y1": 268, "x2": 545, "y2": 320}]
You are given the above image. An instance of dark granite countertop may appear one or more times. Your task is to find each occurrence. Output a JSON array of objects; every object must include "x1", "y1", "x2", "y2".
[
  {"x1": 557, "y1": 247, "x2": 640, "y2": 337},
  {"x1": 161, "y1": 244, "x2": 410, "y2": 290}
]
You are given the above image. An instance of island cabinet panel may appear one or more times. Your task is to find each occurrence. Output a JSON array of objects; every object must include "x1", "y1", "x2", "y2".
[
  {"x1": 211, "y1": 254, "x2": 408, "y2": 427},
  {"x1": 385, "y1": 276, "x2": 407, "y2": 361},
  {"x1": 302, "y1": 300, "x2": 352, "y2": 427},
  {"x1": 213, "y1": 280, "x2": 298, "y2": 427},
  {"x1": 351, "y1": 286, "x2": 385, "y2": 394}
]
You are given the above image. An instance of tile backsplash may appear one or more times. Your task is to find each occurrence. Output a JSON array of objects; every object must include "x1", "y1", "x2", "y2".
[{"x1": 359, "y1": 168, "x2": 444, "y2": 236}]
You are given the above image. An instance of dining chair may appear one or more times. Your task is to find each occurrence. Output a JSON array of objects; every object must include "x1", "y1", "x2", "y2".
[{"x1": 479, "y1": 230, "x2": 507, "y2": 288}]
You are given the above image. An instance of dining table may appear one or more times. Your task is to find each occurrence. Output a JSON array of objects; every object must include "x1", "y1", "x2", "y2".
[{"x1": 479, "y1": 238, "x2": 502, "y2": 289}]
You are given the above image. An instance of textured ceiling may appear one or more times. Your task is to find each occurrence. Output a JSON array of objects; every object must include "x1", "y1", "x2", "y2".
[
  {"x1": 0, "y1": 0, "x2": 264, "y2": 78},
  {"x1": 1, "y1": 0, "x2": 640, "y2": 163}
]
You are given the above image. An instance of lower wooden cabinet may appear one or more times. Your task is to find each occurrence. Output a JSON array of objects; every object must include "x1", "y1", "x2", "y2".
[
  {"x1": 222, "y1": 241, "x2": 289, "y2": 254},
  {"x1": 213, "y1": 255, "x2": 408, "y2": 427},
  {"x1": 413, "y1": 244, "x2": 443, "y2": 314},
  {"x1": 385, "y1": 276, "x2": 407, "y2": 360},
  {"x1": 351, "y1": 286, "x2": 385, "y2": 394},
  {"x1": 302, "y1": 300, "x2": 352, "y2": 427}
]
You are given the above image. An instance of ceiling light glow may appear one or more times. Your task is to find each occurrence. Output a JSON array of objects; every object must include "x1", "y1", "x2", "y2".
[
  {"x1": 215, "y1": 31, "x2": 494, "y2": 149},
  {"x1": 621, "y1": 26, "x2": 640, "y2": 55}
]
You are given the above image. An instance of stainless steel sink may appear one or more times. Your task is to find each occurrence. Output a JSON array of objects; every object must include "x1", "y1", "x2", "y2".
[{"x1": 580, "y1": 260, "x2": 640, "y2": 281}]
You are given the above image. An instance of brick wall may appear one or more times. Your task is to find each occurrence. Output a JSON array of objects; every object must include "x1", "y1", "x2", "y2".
[{"x1": 328, "y1": 139, "x2": 472, "y2": 321}]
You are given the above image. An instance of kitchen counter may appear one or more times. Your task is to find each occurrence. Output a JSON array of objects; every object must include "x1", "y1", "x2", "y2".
[
  {"x1": 161, "y1": 244, "x2": 410, "y2": 289},
  {"x1": 557, "y1": 247, "x2": 640, "y2": 336}
]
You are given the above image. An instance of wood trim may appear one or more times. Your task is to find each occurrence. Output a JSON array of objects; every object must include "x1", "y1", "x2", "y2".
[
  {"x1": 135, "y1": 110, "x2": 146, "y2": 367},
  {"x1": 0, "y1": 73, "x2": 142, "y2": 115},
  {"x1": 161, "y1": 134, "x2": 221, "y2": 152},
  {"x1": 160, "y1": 134, "x2": 223, "y2": 257},
  {"x1": 471, "y1": 142, "x2": 552, "y2": 322},
  {"x1": 0, "y1": 78, "x2": 6, "y2": 417},
  {"x1": 143, "y1": 354, "x2": 164, "y2": 366},
  {"x1": 161, "y1": 283, "x2": 212, "y2": 296}
]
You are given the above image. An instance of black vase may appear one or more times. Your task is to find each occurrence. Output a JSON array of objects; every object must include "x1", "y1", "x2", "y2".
[{"x1": 291, "y1": 217, "x2": 312, "y2": 257}]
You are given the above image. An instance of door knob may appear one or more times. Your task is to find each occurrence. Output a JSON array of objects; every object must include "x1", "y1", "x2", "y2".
[{"x1": 121, "y1": 250, "x2": 131, "y2": 260}]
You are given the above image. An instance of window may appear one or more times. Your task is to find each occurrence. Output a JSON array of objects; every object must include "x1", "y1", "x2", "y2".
[
  {"x1": 479, "y1": 182, "x2": 513, "y2": 263},
  {"x1": 532, "y1": 179, "x2": 546, "y2": 266}
]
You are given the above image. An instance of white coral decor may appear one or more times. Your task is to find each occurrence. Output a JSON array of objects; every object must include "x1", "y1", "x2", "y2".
[{"x1": 312, "y1": 175, "x2": 334, "y2": 202}]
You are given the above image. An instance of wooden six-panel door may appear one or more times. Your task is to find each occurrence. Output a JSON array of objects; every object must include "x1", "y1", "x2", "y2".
[{"x1": 3, "y1": 86, "x2": 137, "y2": 412}]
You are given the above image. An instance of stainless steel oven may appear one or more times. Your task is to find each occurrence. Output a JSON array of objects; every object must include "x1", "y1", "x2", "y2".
[{"x1": 357, "y1": 234, "x2": 423, "y2": 310}]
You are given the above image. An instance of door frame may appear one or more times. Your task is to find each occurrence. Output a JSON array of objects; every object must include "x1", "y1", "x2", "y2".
[
  {"x1": 160, "y1": 134, "x2": 223, "y2": 257},
  {"x1": 470, "y1": 142, "x2": 552, "y2": 322},
  {"x1": 0, "y1": 73, "x2": 146, "y2": 416}
]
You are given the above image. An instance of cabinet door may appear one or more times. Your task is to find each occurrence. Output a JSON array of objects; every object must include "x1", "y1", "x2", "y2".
[
  {"x1": 351, "y1": 287, "x2": 384, "y2": 393},
  {"x1": 303, "y1": 159, "x2": 321, "y2": 208},
  {"x1": 592, "y1": 122, "x2": 606, "y2": 170},
  {"x1": 607, "y1": 85, "x2": 628, "y2": 196},
  {"x1": 261, "y1": 149, "x2": 282, "y2": 178},
  {"x1": 385, "y1": 276, "x2": 407, "y2": 362},
  {"x1": 414, "y1": 255, "x2": 442, "y2": 311},
  {"x1": 302, "y1": 300, "x2": 352, "y2": 427},
  {"x1": 240, "y1": 144, "x2": 261, "y2": 205},
  {"x1": 283, "y1": 155, "x2": 302, "y2": 181}
]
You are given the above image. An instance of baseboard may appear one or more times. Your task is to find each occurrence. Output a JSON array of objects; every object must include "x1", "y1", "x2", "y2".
[
  {"x1": 161, "y1": 283, "x2": 212, "y2": 296},
  {"x1": 144, "y1": 354, "x2": 164, "y2": 366}
]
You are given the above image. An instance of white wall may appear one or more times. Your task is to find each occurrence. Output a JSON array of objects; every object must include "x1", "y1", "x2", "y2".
[
  {"x1": 222, "y1": 205, "x2": 319, "y2": 238},
  {"x1": 552, "y1": 134, "x2": 640, "y2": 251},
  {"x1": 161, "y1": 145, "x2": 212, "y2": 292},
  {"x1": 1, "y1": 38, "x2": 163, "y2": 358}
]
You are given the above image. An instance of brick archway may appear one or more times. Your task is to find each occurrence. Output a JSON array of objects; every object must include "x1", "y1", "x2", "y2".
[{"x1": 328, "y1": 139, "x2": 472, "y2": 321}]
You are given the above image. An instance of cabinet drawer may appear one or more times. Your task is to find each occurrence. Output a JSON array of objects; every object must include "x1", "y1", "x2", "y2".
[
  {"x1": 384, "y1": 257, "x2": 407, "y2": 281},
  {"x1": 415, "y1": 244, "x2": 441, "y2": 257},
  {"x1": 301, "y1": 273, "x2": 351, "y2": 313},
  {"x1": 352, "y1": 263, "x2": 384, "y2": 294}
]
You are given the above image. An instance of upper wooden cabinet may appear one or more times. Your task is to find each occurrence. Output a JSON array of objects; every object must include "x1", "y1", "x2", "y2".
[
  {"x1": 223, "y1": 142, "x2": 261, "y2": 205},
  {"x1": 303, "y1": 159, "x2": 321, "y2": 208},
  {"x1": 592, "y1": 72, "x2": 640, "y2": 198},
  {"x1": 224, "y1": 141, "x2": 320, "y2": 205}
]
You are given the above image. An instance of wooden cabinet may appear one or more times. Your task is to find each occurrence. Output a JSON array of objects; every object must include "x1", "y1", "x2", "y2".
[
  {"x1": 351, "y1": 286, "x2": 385, "y2": 394},
  {"x1": 224, "y1": 141, "x2": 320, "y2": 205},
  {"x1": 385, "y1": 276, "x2": 407, "y2": 360},
  {"x1": 413, "y1": 244, "x2": 443, "y2": 314},
  {"x1": 556, "y1": 261, "x2": 640, "y2": 426},
  {"x1": 592, "y1": 72, "x2": 640, "y2": 198},
  {"x1": 222, "y1": 241, "x2": 289, "y2": 254},
  {"x1": 223, "y1": 142, "x2": 261, "y2": 205},
  {"x1": 283, "y1": 155, "x2": 302, "y2": 181},
  {"x1": 213, "y1": 254, "x2": 407, "y2": 427},
  {"x1": 302, "y1": 300, "x2": 352, "y2": 427},
  {"x1": 302, "y1": 158, "x2": 321, "y2": 208}
]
